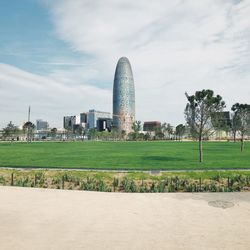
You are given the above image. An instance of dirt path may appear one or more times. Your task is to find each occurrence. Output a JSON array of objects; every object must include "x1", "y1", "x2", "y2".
[{"x1": 0, "y1": 187, "x2": 250, "y2": 250}]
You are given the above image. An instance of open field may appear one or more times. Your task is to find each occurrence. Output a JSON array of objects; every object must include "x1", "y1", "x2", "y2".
[
  {"x1": 0, "y1": 186, "x2": 250, "y2": 250},
  {"x1": 0, "y1": 141, "x2": 249, "y2": 170}
]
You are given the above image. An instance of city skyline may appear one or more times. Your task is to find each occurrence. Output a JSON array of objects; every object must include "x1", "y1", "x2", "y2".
[{"x1": 0, "y1": 0, "x2": 250, "y2": 129}]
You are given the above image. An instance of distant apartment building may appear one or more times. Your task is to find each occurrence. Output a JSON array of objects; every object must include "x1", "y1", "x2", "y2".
[
  {"x1": 63, "y1": 110, "x2": 111, "y2": 133},
  {"x1": 36, "y1": 119, "x2": 49, "y2": 131},
  {"x1": 143, "y1": 121, "x2": 161, "y2": 131},
  {"x1": 80, "y1": 113, "x2": 87, "y2": 126},
  {"x1": 87, "y1": 109, "x2": 111, "y2": 130},
  {"x1": 63, "y1": 116, "x2": 76, "y2": 131},
  {"x1": 79, "y1": 113, "x2": 88, "y2": 129},
  {"x1": 97, "y1": 118, "x2": 112, "y2": 132}
]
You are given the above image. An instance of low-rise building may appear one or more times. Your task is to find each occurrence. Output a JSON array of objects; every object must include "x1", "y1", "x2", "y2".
[
  {"x1": 97, "y1": 118, "x2": 112, "y2": 132},
  {"x1": 36, "y1": 119, "x2": 49, "y2": 131},
  {"x1": 63, "y1": 116, "x2": 76, "y2": 131},
  {"x1": 87, "y1": 109, "x2": 111, "y2": 130},
  {"x1": 143, "y1": 121, "x2": 161, "y2": 132}
]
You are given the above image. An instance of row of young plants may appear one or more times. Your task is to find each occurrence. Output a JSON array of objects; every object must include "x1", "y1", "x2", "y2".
[{"x1": 0, "y1": 171, "x2": 249, "y2": 192}]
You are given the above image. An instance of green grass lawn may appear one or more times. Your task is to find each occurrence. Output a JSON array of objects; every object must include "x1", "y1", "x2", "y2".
[{"x1": 0, "y1": 141, "x2": 249, "y2": 170}]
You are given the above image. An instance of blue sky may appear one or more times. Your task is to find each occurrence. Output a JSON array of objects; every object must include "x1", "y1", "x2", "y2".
[
  {"x1": 0, "y1": 0, "x2": 250, "y2": 129},
  {"x1": 0, "y1": 0, "x2": 86, "y2": 75}
]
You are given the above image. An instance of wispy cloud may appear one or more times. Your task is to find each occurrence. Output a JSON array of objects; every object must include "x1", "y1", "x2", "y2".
[
  {"x1": 1, "y1": 0, "x2": 250, "y2": 128},
  {"x1": 0, "y1": 63, "x2": 111, "y2": 128},
  {"x1": 42, "y1": 0, "x2": 250, "y2": 124}
]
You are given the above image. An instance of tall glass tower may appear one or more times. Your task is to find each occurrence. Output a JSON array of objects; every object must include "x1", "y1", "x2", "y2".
[{"x1": 113, "y1": 57, "x2": 135, "y2": 134}]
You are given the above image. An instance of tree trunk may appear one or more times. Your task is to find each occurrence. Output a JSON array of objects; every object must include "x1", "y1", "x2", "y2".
[
  {"x1": 233, "y1": 131, "x2": 236, "y2": 142},
  {"x1": 240, "y1": 134, "x2": 244, "y2": 152},
  {"x1": 199, "y1": 137, "x2": 203, "y2": 162}
]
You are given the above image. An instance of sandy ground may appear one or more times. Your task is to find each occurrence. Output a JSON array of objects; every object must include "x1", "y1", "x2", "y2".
[{"x1": 0, "y1": 187, "x2": 250, "y2": 250}]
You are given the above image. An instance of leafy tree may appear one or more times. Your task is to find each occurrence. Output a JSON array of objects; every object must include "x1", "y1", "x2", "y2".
[
  {"x1": 88, "y1": 128, "x2": 97, "y2": 140},
  {"x1": 100, "y1": 131, "x2": 110, "y2": 140},
  {"x1": 161, "y1": 123, "x2": 167, "y2": 138},
  {"x1": 2, "y1": 121, "x2": 20, "y2": 140},
  {"x1": 231, "y1": 112, "x2": 241, "y2": 142},
  {"x1": 23, "y1": 121, "x2": 35, "y2": 142},
  {"x1": 144, "y1": 132, "x2": 151, "y2": 141},
  {"x1": 211, "y1": 111, "x2": 231, "y2": 140},
  {"x1": 166, "y1": 123, "x2": 173, "y2": 139},
  {"x1": 231, "y1": 103, "x2": 250, "y2": 151},
  {"x1": 128, "y1": 132, "x2": 135, "y2": 140},
  {"x1": 63, "y1": 128, "x2": 72, "y2": 140},
  {"x1": 73, "y1": 125, "x2": 85, "y2": 139},
  {"x1": 154, "y1": 126, "x2": 164, "y2": 140},
  {"x1": 175, "y1": 124, "x2": 185, "y2": 141},
  {"x1": 138, "y1": 132, "x2": 145, "y2": 140},
  {"x1": 185, "y1": 89, "x2": 225, "y2": 162},
  {"x1": 50, "y1": 128, "x2": 57, "y2": 139},
  {"x1": 110, "y1": 127, "x2": 119, "y2": 140},
  {"x1": 131, "y1": 121, "x2": 142, "y2": 140},
  {"x1": 132, "y1": 121, "x2": 141, "y2": 133}
]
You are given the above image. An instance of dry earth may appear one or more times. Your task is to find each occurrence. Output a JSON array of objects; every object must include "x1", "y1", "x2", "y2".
[{"x1": 0, "y1": 186, "x2": 250, "y2": 250}]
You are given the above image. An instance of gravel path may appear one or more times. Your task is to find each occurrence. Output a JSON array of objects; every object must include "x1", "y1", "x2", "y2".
[{"x1": 0, "y1": 187, "x2": 250, "y2": 250}]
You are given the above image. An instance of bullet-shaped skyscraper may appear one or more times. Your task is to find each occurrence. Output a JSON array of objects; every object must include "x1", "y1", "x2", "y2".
[{"x1": 113, "y1": 57, "x2": 135, "y2": 134}]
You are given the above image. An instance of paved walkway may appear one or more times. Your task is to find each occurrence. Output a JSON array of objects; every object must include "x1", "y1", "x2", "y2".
[{"x1": 0, "y1": 187, "x2": 250, "y2": 250}]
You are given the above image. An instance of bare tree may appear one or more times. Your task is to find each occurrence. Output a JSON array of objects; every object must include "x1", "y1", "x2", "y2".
[
  {"x1": 231, "y1": 103, "x2": 250, "y2": 151},
  {"x1": 185, "y1": 89, "x2": 225, "y2": 162}
]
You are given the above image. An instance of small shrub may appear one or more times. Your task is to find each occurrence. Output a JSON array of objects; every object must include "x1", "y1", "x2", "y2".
[
  {"x1": 113, "y1": 177, "x2": 119, "y2": 192},
  {"x1": 0, "y1": 175, "x2": 6, "y2": 185}
]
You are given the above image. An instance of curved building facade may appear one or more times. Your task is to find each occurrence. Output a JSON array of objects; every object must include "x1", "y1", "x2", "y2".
[{"x1": 113, "y1": 57, "x2": 135, "y2": 134}]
